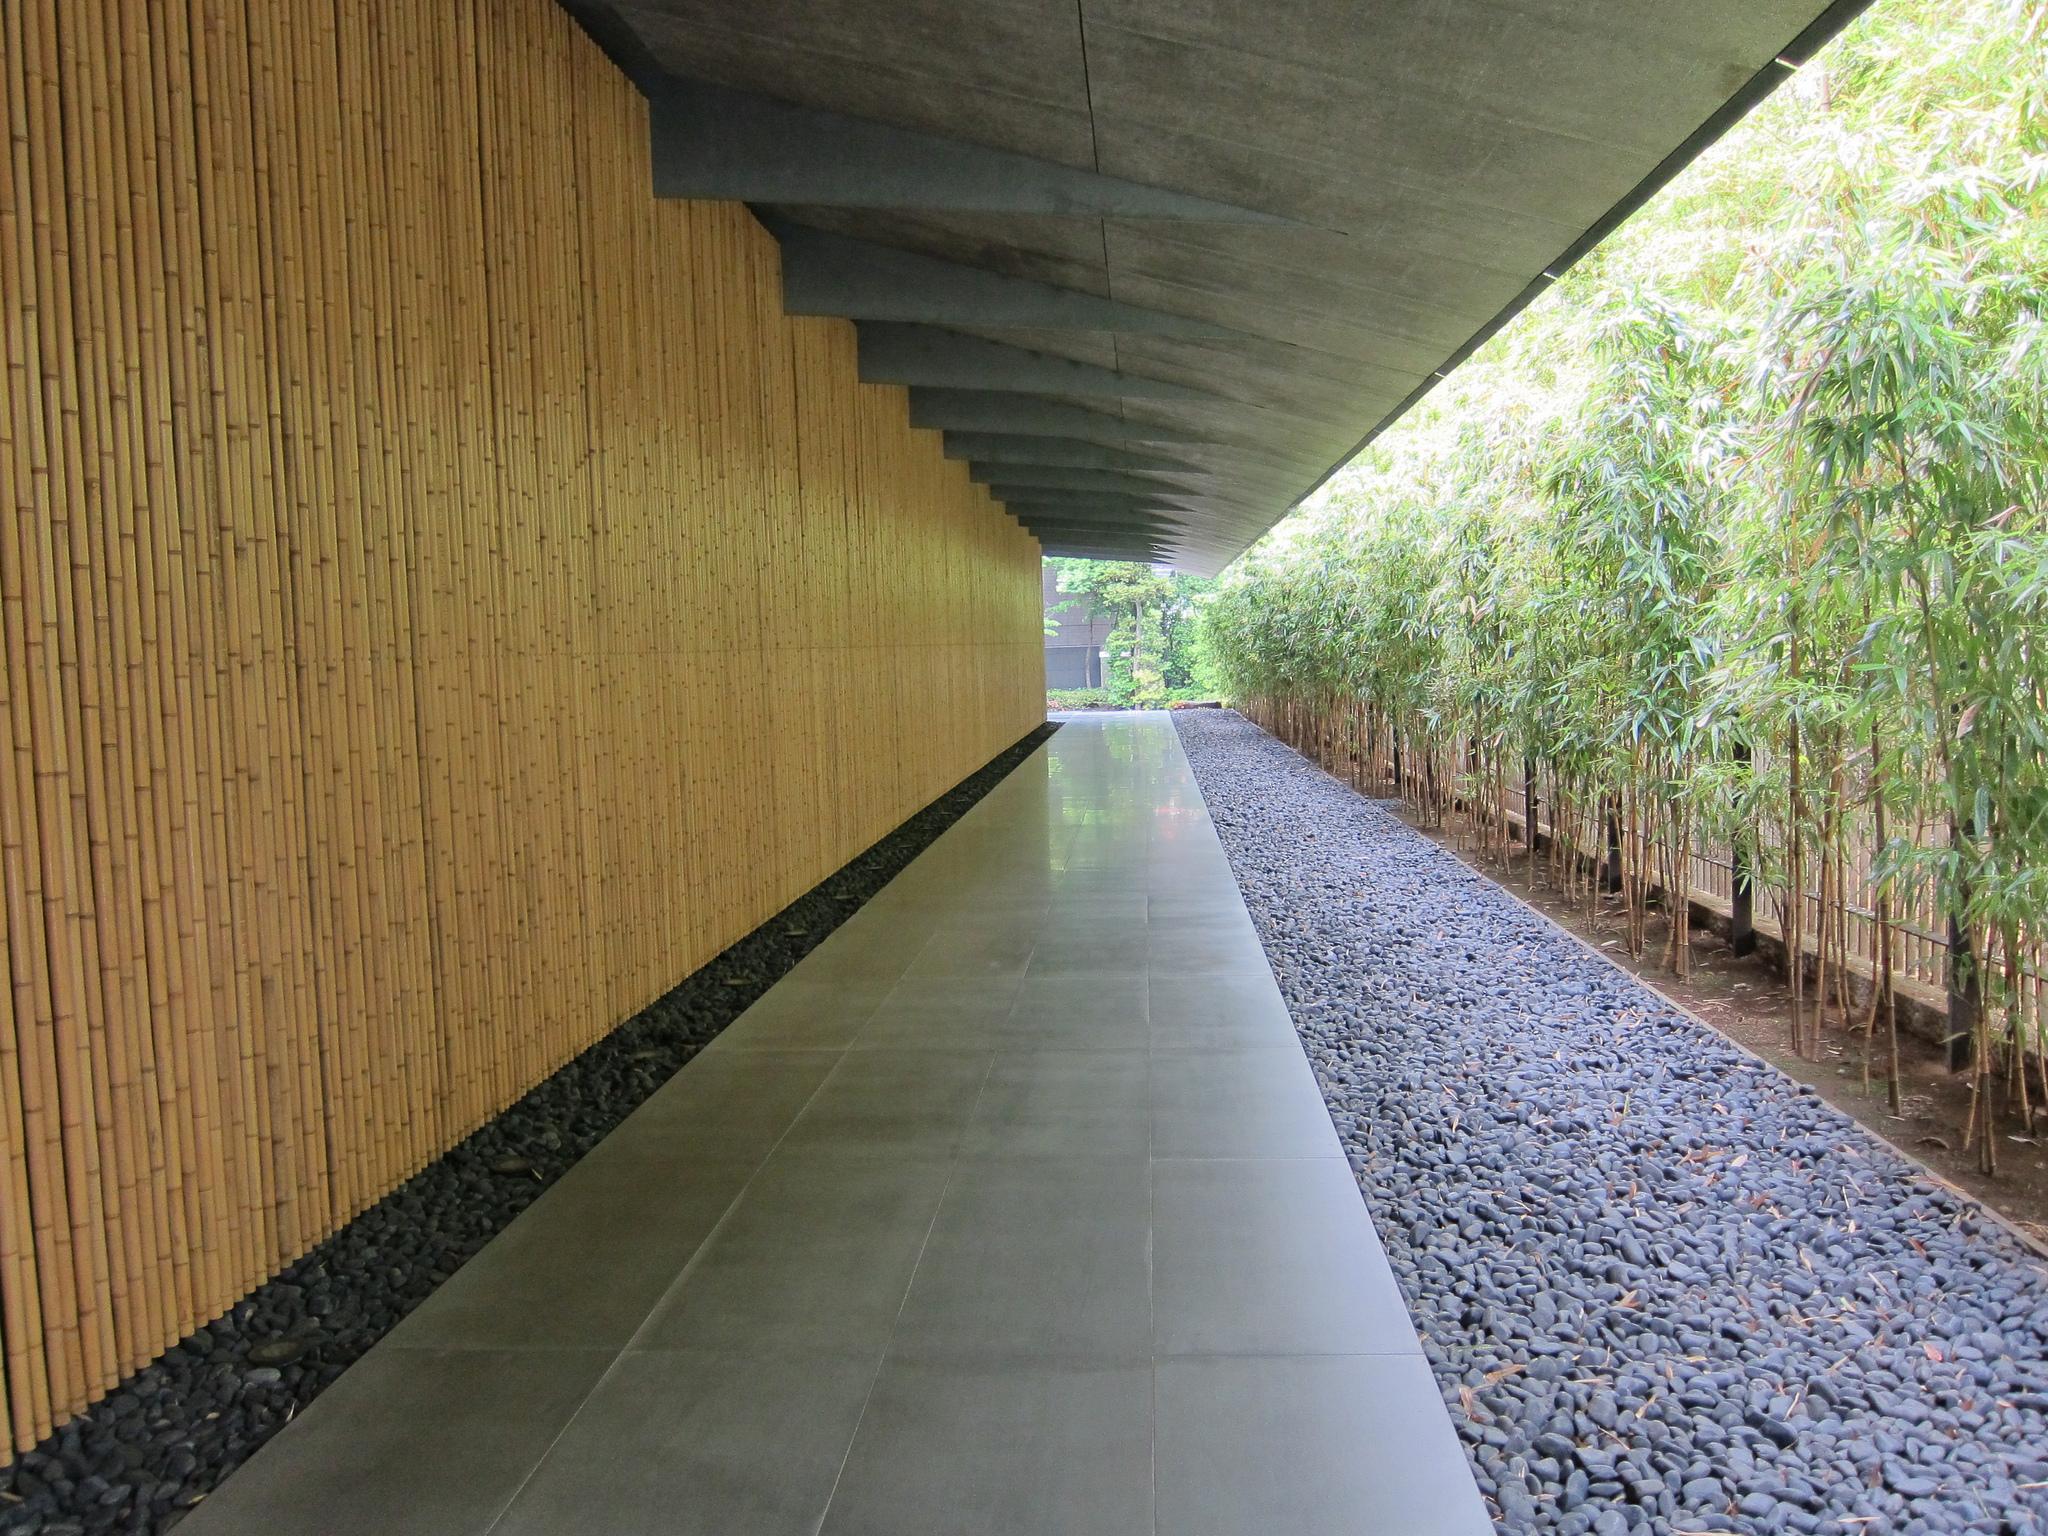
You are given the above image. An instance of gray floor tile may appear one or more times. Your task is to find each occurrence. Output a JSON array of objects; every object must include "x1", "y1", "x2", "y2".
[
  {"x1": 1151, "y1": 1047, "x2": 1344, "y2": 1158},
  {"x1": 1022, "y1": 928, "x2": 1144, "y2": 977},
  {"x1": 779, "y1": 1047, "x2": 992, "y2": 1155},
  {"x1": 714, "y1": 977, "x2": 891, "y2": 1050},
  {"x1": 492, "y1": 1348, "x2": 878, "y2": 1536},
  {"x1": 961, "y1": 1049, "x2": 1150, "y2": 1159},
  {"x1": 924, "y1": 908, "x2": 1051, "y2": 942},
  {"x1": 387, "y1": 1158, "x2": 756, "y2": 1350},
  {"x1": 1156, "y1": 1354, "x2": 1494, "y2": 1536},
  {"x1": 1002, "y1": 974, "x2": 1148, "y2": 1051},
  {"x1": 596, "y1": 1048, "x2": 838, "y2": 1161},
  {"x1": 894, "y1": 1157, "x2": 1150, "y2": 1360},
  {"x1": 1153, "y1": 1158, "x2": 1421, "y2": 1356},
  {"x1": 853, "y1": 976, "x2": 1025, "y2": 1050},
  {"x1": 640, "y1": 1151, "x2": 951, "y2": 1351},
  {"x1": 176, "y1": 1348, "x2": 610, "y2": 1536},
  {"x1": 1038, "y1": 895, "x2": 1149, "y2": 928},
  {"x1": 820, "y1": 1357, "x2": 1153, "y2": 1536},
  {"x1": 880, "y1": 887, "x2": 1049, "y2": 923},
  {"x1": 903, "y1": 922, "x2": 1038, "y2": 978},
  {"x1": 1149, "y1": 973, "x2": 1298, "y2": 1051},
  {"x1": 1049, "y1": 873, "x2": 1149, "y2": 902},
  {"x1": 1149, "y1": 919, "x2": 1271, "y2": 975},
  {"x1": 830, "y1": 900, "x2": 946, "y2": 941},
  {"x1": 784, "y1": 927, "x2": 932, "y2": 988},
  {"x1": 1148, "y1": 892, "x2": 1248, "y2": 925}
]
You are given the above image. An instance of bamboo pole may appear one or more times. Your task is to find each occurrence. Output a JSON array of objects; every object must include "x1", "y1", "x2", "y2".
[
  {"x1": 22, "y1": 0, "x2": 122, "y2": 1399},
  {"x1": 1, "y1": 4, "x2": 64, "y2": 1448}
]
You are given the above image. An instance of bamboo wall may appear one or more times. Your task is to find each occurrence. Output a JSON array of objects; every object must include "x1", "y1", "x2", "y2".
[{"x1": 0, "y1": 0, "x2": 1043, "y2": 1455}]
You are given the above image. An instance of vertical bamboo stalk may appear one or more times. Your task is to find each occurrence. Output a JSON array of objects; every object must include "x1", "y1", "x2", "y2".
[
  {"x1": 1, "y1": 2, "x2": 65, "y2": 1444},
  {"x1": 20, "y1": 0, "x2": 123, "y2": 1398}
]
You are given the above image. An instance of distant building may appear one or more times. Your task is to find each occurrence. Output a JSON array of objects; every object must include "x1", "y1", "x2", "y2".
[{"x1": 1043, "y1": 564, "x2": 1112, "y2": 689}]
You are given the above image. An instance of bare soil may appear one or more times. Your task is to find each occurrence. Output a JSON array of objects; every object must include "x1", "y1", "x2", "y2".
[{"x1": 1412, "y1": 818, "x2": 2048, "y2": 1254}]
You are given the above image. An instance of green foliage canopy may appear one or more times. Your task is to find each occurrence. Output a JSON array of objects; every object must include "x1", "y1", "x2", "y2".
[
  {"x1": 1199, "y1": 0, "x2": 2048, "y2": 1146},
  {"x1": 1047, "y1": 559, "x2": 1215, "y2": 705}
]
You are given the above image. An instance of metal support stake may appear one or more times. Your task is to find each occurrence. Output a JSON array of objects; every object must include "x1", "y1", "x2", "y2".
[
  {"x1": 1730, "y1": 742, "x2": 1756, "y2": 957},
  {"x1": 1603, "y1": 801, "x2": 1624, "y2": 894},
  {"x1": 1945, "y1": 813, "x2": 1978, "y2": 1072},
  {"x1": 1946, "y1": 911, "x2": 1980, "y2": 1072},
  {"x1": 1947, "y1": 905, "x2": 1978, "y2": 1071}
]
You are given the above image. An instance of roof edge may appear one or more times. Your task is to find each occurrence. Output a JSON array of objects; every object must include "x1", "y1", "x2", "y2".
[{"x1": 1276, "y1": 0, "x2": 1878, "y2": 543}]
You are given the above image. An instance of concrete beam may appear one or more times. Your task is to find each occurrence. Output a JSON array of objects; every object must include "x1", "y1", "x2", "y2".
[
  {"x1": 907, "y1": 389, "x2": 1215, "y2": 446},
  {"x1": 1038, "y1": 541, "x2": 1169, "y2": 560},
  {"x1": 1034, "y1": 528, "x2": 1169, "y2": 543},
  {"x1": 941, "y1": 433, "x2": 1198, "y2": 474},
  {"x1": 1014, "y1": 504, "x2": 1266, "y2": 539},
  {"x1": 648, "y1": 78, "x2": 1284, "y2": 221},
  {"x1": 1024, "y1": 524, "x2": 1177, "y2": 545},
  {"x1": 1026, "y1": 520, "x2": 1168, "y2": 538},
  {"x1": 859, "y1": 325, "x2": 1216, "y2": 402},
  {"x1": 974, "y1": 463, "x2": 1207, "y2": 495},
  {"x1": 772, "y1": 224, "x2": 1239, "y2": 339},
  {"x1": 1020, "y1": 524, "x2": 1180, "y2": 550},
  {"x1": 1038, "y1": 535, "x2": 1165, "y2": 546},
  {"x1": 1008, "y1": 500, "x2": 1184, "y2": 528},
  {"x1": 997, "y1": 492, "x2": 1200, "y2": 517},
  {"x1": 1009, "y1": 499, "x2": 1188, "y2": 525}
]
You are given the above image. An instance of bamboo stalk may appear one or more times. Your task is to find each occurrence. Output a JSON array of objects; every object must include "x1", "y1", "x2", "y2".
[
  {"x1": 23, "y1": 0, "x2": 123, "y2": 1398},
  {"x1": 100, "y1": 0, "x2": 201, "y2": 1348}
]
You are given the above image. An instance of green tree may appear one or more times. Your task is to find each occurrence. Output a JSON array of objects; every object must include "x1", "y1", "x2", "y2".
[{"x1": 1048, "y1": 559, "x2": 1213, "y2": 705}]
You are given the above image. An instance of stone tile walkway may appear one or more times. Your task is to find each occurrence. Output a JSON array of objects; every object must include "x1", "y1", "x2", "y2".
[{"x1": 182, "y1": 713, "x2": 1489, "y2": 1536}]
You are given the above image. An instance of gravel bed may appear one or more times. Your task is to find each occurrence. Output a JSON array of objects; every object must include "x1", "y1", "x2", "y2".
[
  {"x1": 0, "y1": 725, "x2": 1056, "y2": 1536},
  {"x1": 1175, "y1": 708, "x2": 2048, "y2": 1536}
]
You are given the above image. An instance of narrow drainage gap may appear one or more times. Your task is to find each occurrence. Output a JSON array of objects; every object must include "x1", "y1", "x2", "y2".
[{"x1": 0, "y1": 723, "x2": 1058, "y2": 1536}]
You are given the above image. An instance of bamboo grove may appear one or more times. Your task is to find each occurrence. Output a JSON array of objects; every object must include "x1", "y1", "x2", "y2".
[{"x1": 1202, "y1": 0, "x2": 2048, "y2": 1172}]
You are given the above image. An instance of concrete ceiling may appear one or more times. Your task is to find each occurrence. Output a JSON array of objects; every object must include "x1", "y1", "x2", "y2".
[{"x1": 565, "y1": 0, "x2": 1869, "y2": 572}]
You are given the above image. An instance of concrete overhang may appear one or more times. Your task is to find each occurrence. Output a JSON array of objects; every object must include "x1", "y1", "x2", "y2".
[{"x1": 563, "y1": 0, "x2": 1872, "y2": 574}]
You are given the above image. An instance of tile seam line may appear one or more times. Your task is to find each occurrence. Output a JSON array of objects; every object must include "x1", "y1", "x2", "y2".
[
  {"x1": 1154, "y1": 713, "x2": 1455, "y2": 1372},
  {"x1": 1147, "y1": 865, "x2": 1159, "y2": 1536},
  {"x1": 472, "y1": 1045, "x2": 856, "y2": 1536},
  {"x1": 810, "y1": 1031, "x2": 1005, "y2": 1533},
  {"x1": 801, "y1": 788, "x2": 1041, "y2": 1532},
  {"x1": 474, "y1": 726, "x2": 1066, "y2": 1529},
  {"x1": 1153, "y1": 1348, "x2": 1439, "y2": 1362}
]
